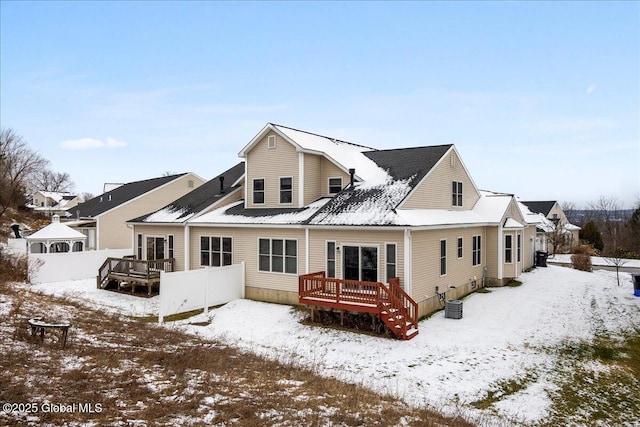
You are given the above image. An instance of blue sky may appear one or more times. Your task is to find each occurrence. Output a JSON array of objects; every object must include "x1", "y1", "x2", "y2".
[{"x1": 1, "y1": 1, "x2": 638, "y2": 207}]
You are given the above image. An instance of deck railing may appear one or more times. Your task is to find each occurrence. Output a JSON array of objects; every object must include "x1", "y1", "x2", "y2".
[
  {"x1": 299, "y1": 272, "x2": 419, "y2": 339},
  {"x1": 97, "y1": 257, "x2": 175, "y2": 289}
]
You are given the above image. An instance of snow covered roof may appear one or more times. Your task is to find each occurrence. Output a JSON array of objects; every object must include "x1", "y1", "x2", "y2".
[
  {"x1": 191, "y1": 190, "x2": 525, "y2": 229},
  {"x1": 191, "y1": 198, "x2": 331, "y2": 225},
  {"x1": 519, "y1": 202, "x2": 556, "y2": 232},
  {"x1": 521, "y1": 201, "x2": 556, "y2": 216},
  {"x1": 131, "y1": 163, "x2": 245, "y2": 224},
  {"x1": 26, "y1": 216, "x2": 86, "y2": 241},
  {"x1": 37, "y1": 191, "x2": 74, "y2": 203},
  {"x1": 240, "y1": 123, "x2": 390, "y2": 185}
]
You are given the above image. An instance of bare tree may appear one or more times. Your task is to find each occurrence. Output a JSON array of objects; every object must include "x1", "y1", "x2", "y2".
[
  {"x1": 561, "y1": 201, "x2": 580, "y2": 226},
  {"x1": 30, "y1": 170, "x2": 75, "y2": 193},
  {"x1": 80, "y1": 192, "x2": 95, "y2": 203},
  {"x1": 588, "y1": 195, "x2": 624, "y2": 255},
  {"x1": 0, "y1": 128, "x2": 49, "y2": 218},
  {"x1": 605, "y1": 247, "x2": 628, "y2": 287}
]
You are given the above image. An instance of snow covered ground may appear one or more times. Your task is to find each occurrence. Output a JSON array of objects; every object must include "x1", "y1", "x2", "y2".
[{"x1": 28, "y1": 265, "x2": 640, "y2": 425}]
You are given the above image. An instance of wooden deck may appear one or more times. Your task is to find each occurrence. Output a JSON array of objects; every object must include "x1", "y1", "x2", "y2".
[
  {"x1": 299, "y1": 272, "x2": 419, "y2": 340},
  {"x1": 97, "y1": 257, "x2": 174, "y2": 297}
]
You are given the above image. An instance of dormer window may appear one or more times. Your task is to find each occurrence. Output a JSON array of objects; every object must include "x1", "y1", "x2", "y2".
[
  {"x1": 452, "y1": 181, "x2": 463, "y2": 207},
  {"x1": 328, "y1": 177, "x2": 343, "y2": 194},
  {"x1": 280, "y1": 177, "x2": 293, "y2": 204}
]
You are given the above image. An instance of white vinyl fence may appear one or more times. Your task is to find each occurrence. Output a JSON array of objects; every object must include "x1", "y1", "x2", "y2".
[
  {"x1": 158, "y1": 262, "x2": 245, "y2": 323},
  {"x1": 29, "y1": 249, "x2": 133, "y2": 284}
]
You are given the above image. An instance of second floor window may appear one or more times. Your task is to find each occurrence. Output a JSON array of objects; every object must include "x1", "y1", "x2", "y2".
[
  {"x1": 280, "y1": 177, "x2": 292, "y2": 204},
  {"x1": 253, "y1": 179, "x2": 265, "y2": 204},
  {"x1": 452, "y1": 181, "x2": 463, "y2": 206},
  {"x1": 329, "y1": 178, "x2": 343, "y2": 194}
]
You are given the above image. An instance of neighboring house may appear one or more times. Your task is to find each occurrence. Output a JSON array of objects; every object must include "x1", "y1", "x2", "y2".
[
  {"x1": 131, "y1": 123, "x2": 538, "y2": 322},
  {"x1": 30, "y1": 191, "x2": 79, "y2": 217},
  {"x1": 521, "y1": 201, "x2": 580, "y2": 253},
  {"x1": 68, "y1": 173, "x2": 206, "y2": 250}
]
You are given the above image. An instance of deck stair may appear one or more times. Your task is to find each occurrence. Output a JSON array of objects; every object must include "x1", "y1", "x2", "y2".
[{"x1": 299, "y1": 272, "x2": 419, "y2": 340}]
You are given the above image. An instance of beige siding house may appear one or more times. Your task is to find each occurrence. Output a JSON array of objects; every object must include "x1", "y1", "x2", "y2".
[
  {"x1": 69, "y1": 173, "x2": 205, "y2": 250},
  {"x1": 132, "y1": 123, "x2": 539, "y2": 322},
  {"x1": 521, "y1": 200, "x2": 581, "y2": 254}
]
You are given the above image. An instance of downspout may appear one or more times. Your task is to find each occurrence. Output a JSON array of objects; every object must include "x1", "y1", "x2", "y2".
[
  {"x1": 497, "y1": 223, "x2": 503, "y2": 281},
  {"x1": 298, "y1": 152, "x2": 305, "y2": 208},
  {"x1": 404, "y1": 228, "x2": 412, "y2": 295},
  {"x1": 305, "y1": 227, "x2": 310, "y2": 274},
  {"x1": 96, "y1": 219, "x2": 100, "y2": 250},
  {"x1": 185, "y1": 224, "x2": 190, "y2": 270}
]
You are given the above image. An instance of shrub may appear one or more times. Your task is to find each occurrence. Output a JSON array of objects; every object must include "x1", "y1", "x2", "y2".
[
  {"x1": 572, "y1": 244, "x2": 597, "y2": 256},
  {"x1": 0, "y1": 246, "x2": 29, "y2": 282},
  {"x1": 571, "y1": 253, "x2": 592, "y2": 272}
]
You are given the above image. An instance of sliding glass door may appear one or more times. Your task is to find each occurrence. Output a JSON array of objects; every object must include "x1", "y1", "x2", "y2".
[{"x1": 343, "y1": 245, "x2": 378, "y2": 282}]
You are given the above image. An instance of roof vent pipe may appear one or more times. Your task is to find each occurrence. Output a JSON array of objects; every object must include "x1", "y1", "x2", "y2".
[
  {"x1": 349, "y1": 168, "x2": 356, "y2": 187},
  {"x1": 219, "y1": 176, "x2": 225, "y2": 193}
]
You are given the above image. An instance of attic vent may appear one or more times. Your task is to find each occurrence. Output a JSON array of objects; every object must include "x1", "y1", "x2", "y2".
[
  {"x1": 267, "y1": 135, "x2": 276, "y2": 149},
  {"x1": 450, "y1": 154, "x2": 456, "y2": 168}
]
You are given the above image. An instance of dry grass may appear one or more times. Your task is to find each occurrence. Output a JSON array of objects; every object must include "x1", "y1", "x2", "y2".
[{"x1": 0, "y1": 280, "x2": 473, "y2": 427}]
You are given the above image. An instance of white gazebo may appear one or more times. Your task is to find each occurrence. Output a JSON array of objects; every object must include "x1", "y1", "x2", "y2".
[{"x1": 26, "y1": 215, "x2": 87, "y2": 254}]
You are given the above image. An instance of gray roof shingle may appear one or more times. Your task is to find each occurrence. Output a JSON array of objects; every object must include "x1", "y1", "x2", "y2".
[{"x1": 74, "y1": 173, "x2": 189, "y2": 218}]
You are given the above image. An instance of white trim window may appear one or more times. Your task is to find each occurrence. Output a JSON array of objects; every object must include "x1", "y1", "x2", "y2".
[
  {"x1": 452, "y1": 181, "x2": 463, "y2": 207},
  {"x1": 505, "y1": 234, "x2": 513, "y2": 264},
  {"x1": 328, "y1": 177, "x2": 343, "y2": 195},
  {"x1": 137, "y1": 233, "x2": 143, "y2": 260},
  {"x1": 280, "y1": 177, "x2": 293, "y2": 204},
  {"x1": 200, "y1": 236, "x2": 232, "y2": 267},
  {"x1": 457, "y1": 237, "x2": 463, "y2": 259},
  {"x1": 386, "y1": 243, "x2": 397, "y2": 282},
  {"x1": 253, "y1": 179, "x2": 265, "y2": 204},
  {"x1": 168, "y1": 235, "x2": 174, "y2": 259},
  {"x1": 472, "y1": 235, "x2": 482, "y2": 266},
  {"x1": 440, "y1": 239, "x2": 447, "y2": 276},
  {"x1": 259, "y1": 238, "x2": 297, "y2": 274},
  {"x1": 326, "y1": 241, "x2": 336, "y2": 278},
  {"x1": 517, "y1": 233, "x2": 522, "y2": 263}
]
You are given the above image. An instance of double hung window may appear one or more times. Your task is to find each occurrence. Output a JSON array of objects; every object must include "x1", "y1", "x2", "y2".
[
  {"x1": 253, "y1": 179, "x2": 265, "y2": 204},
  {"x1": 452, "y1": 181, "x2": 463, "y2": 206},
  {"x1": 280, "y1": 177, "x2": 293, "y2": 204}
]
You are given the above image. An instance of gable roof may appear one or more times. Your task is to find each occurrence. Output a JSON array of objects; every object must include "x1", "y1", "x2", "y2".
[
  {"x1": 131, "y1": 163, "x2": 245, "y2": 223},
  {"x1": 74, "y1": 173, "x2": 190, "y2": 218},
  {"x1": 26, "y1": 216, "x2": 86, "y2": 241},
  {"x1": 521, "y1": 201, "x2": 556, "y2": 216},
  {"x1": 193, "y1": 144, "x2": 493, "y2": 227},
  {"x1": 240, "y1": 123, "x2": 389, "y2": 184}
]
